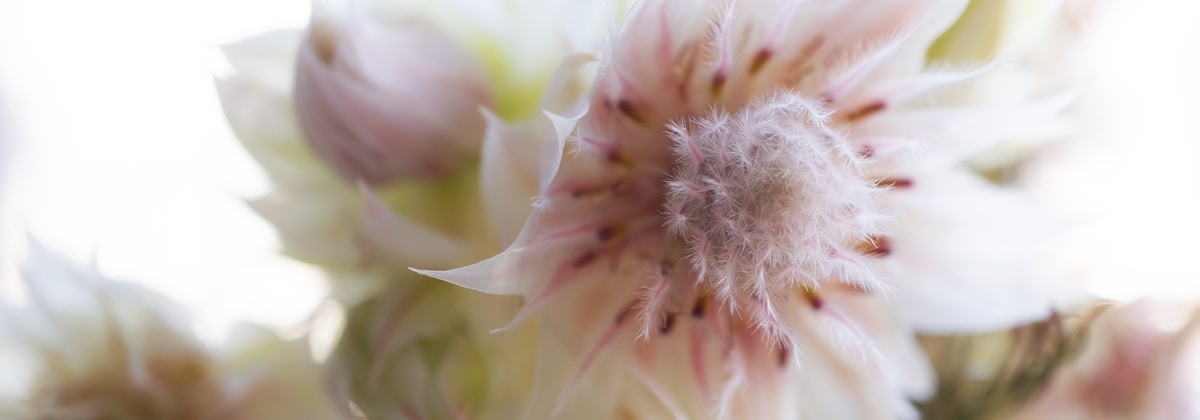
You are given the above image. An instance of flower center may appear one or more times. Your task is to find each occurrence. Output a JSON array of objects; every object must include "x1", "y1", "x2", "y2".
[{"x1": 662, "y1": 91, "x2": 882, "y2": 313}]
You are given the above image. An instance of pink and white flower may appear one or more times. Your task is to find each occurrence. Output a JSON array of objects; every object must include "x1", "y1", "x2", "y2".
[{"x1": 412, "y1": 0, "x2": 1079, "y2": 418}]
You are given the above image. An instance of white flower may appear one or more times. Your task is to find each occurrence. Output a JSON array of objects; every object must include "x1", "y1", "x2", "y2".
[
  {"x1": 0, "y1": 243, "x2": 342, "y2": 420},
  {"x1": 414, "y1": 0, "x2": 1080, "y2": 418}
]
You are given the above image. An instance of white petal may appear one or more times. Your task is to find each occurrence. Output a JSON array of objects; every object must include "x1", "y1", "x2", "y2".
[
  {"x1": 882, "y1": 170, "x2": 1088, "y2": 333},
  {"x1": 479, "y1": 109, "x2": 542, "y2": 247},
  {"x1": 863, "y1": 93, "x2": 1074, "y2": 172}
]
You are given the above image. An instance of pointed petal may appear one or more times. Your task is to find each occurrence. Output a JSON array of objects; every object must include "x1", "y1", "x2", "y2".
[
  {"x1": 863, "y1": 93, "x2": 1074, "y2": 172},
  {"x1": 540, "y1": 108, "x2": 587, "y2": 194}
]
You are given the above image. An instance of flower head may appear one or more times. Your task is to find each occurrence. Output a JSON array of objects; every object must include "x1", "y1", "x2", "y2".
[
  {"x1": 218, "y1": 0, "x2": 1090, "y2": 418},
  {"x1": 413, "y1": 0, "x2": 1085, "y2": 417},
  {"x1": 295, "y1": 2, "x2": 492, "y2": 184},
  {"x1": 0, "y1": 244, "x2": 342, "y2": 420},
  {"x1": 664, "y1": 92, "x2": 884, "y2": 328}
]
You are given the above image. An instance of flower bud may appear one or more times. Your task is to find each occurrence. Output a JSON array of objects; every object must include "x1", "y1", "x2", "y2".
[{"x1": 294, "y1": 4, "x2": 492, "y2": 184}]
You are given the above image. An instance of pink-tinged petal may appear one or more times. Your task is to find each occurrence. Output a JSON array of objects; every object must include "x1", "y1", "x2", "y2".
[
  {"x1": 413, "y1": 103, "x2": 590, "y2": 305},
  {"x1": 841, "y1": 63, "x2": 995, "y2": 117},
  {"x1": 854, "y1": 0, "x2": 971, "y2": 80},
  {"x1": 818, "y1": 30, "x2": 913, "y2": 104},
  {"x1": 479, "y1": 52, "x2": 595, "y2": 240},
  {"x1": 358, "y1": 184, "x2": 469, "y2": 270},
  {"x1": 539, "y1": 108, "x2": 586, "y2": 195},
  {"x1": 860, "y1": 93, "x2": 1074, "y2": 173}
]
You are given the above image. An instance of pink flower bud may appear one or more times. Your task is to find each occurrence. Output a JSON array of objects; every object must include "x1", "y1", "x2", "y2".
[{"x1": 294, "y1": 5, "x2": 492, "y2": 184}]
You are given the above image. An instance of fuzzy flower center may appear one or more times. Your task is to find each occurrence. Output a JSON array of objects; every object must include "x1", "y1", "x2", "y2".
[{"x1": 664, "y1": 92, "x2": 881, "y2": 307}]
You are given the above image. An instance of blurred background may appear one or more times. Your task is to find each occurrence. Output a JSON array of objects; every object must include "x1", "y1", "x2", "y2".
[
  {"x1": 0, "y1": 0, "x2": 1197, "y2": 345},
  {"x1": 0, "y1": 0, "x2": 322, "y2": 342}
]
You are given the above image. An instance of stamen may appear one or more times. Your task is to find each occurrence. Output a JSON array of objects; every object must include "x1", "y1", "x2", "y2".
[
  {"x1": 573, "y1": 250, "x2": 598, "y2": 268},
  {"x1": 712, "y1": 71, "x2": 728, "y2": 97},
  {"x1": 874, "y1": 178, "x2": 913, "y2": 189},
  {"x1": 803, "y1": 287, "x2": 824, "y2": 310},
  {"x1": 617, "y1": 98, "x2": 649, "y2": 125},
  {"x1": 843, "y1": 100, "x2": 886, "y2": 121},
  {"x1": 749, "y1": 49, "x2": 773, "y2": 75},
  {"x1": 855, "y1": 235, "x2": 891, "y2": 257},
  {"x1": 777, "y1": 343, "x2": 791, "y2": 368},
  {"x1": 598, "y1": 226, "x2": 617, "y2": 242},
  {"x1": 660, "y1": 312, "x2": 678, "y2": 335},
  {"x1": 691, "y1": 295, "x2": 708, "y2": 319}
]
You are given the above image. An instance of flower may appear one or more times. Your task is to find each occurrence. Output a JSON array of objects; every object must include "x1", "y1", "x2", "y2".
[
  {"x1": 0, "y1": 243, "x2": 342, "y2": 420},
  {"x1": 1011, "y1": 300, "x2": 1200, "y2": 420},
  {"x1": 413, "y1": 0, "x2": 1080, "y2": 418},
  {"x1": 217, "y1": 1, "x2": 623, "y2": 418},
  {"x1": 294, "y1": 2, "x2": 493, "y2": 184},
  {"x1": 219, "y1": 0, "x2": 1094, "y2": 418}
]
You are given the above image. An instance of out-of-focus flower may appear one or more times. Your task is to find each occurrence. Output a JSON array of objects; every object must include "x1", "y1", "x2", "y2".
[
  {"x1": 0, "y1": 243, "x2": 342, "y2": 420},
  {"x1": 217, "y1": 1, "x2": 621, "y2": 418},
  {"x1": 917, "y1": 305, "x2": 1104, "y2": 419},
  {"x1": 413, "y1": 0, "x2": 1081, "y2": 417},
  {"x1": 295, "y1": 2, "x2": 492, "y2": 184},
  {"x1": 1011, "y1": 300, "x2": 1200, "y2": 420}
]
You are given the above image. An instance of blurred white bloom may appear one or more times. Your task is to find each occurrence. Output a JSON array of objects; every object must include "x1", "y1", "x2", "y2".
[
  {"x1": 217, "y1": 1, "x2": 621, "y2": 418},
  {"x1": 295, "y1": 2, "x2": 492, "y2": 184},
  {"x1": 0, "y1": 243, "x2": 342, "y2": 420},
  {"x1": 1012, "y1": 300, "x2": 1200, "y2": 420}
]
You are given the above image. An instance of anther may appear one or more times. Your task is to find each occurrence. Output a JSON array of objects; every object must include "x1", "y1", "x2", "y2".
[
  {"x1": 874, "y1": 178, "x2": 913, "y2": 189},
  {"x1": 844, "y1": 100, "x2": 886, "y2": 121},
  {"x1": 617, "y1": 99, "x2": 648, "y2": 125},
  {"x1": 573, "y1": 250, "x2": 598, "y2": 268},
  {"x1": 598, "y1": 226, "x2": 616, "y2": 242},
  {"x1": 711, "y1": 71, "x2": 728, "y2": 97},
  {"x1": 855, "y1": 235, "x2": 891, "y2": 257},
  {"x1": 660, "y1": 312, "x2": 678, "y2": 335},
  {"x1": 750, "y1": 49, "x2": 773, "y2": 75},
  {"x1": 690, "y1": 296, "x2": 707, "y2": 319}
]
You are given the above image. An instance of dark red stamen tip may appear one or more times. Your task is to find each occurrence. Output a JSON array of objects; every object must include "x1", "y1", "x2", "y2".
[
  {"x1": 875, "y1": 178, "x2": 913, "y2": 189},
  {"x1": 855, "y1": 235, "x2": 892, "y2": 258},
  {"x1": 617, "y1": 99, "x2": 647, "y2": 125},
  {"x1": 845, "y1": 100, "x2": 887, "y2": 121},
  {"x1": 750, "y1": 49, "x2": 773, "y2": 75},
  {"x1": 711, "y1": 72, "x2": 728, "y2": 97},
  {"x1": 598, "y1": 226, "x2": 616, "y2": 242},
  {"x1": 660, "y1": 313, "x2": 677, "y2": 335},
  {"x1": 573, "y1": 250, "x2": 598, "y2": 268},
  {"x1": 691, "y1": 297, "x2": 707, "y2": 319}
]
